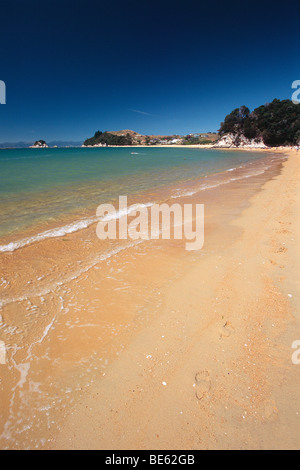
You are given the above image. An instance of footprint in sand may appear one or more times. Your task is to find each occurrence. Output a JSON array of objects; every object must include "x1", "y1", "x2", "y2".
[
  {"x1": 275, "y1": 246, "x2": 287, "y2": 254},
  {"x1": 269, "y1": 259, "x2": 277, "y2": 266},
  {"x1": 262, "y1": 399, "x2": 278, "y2": 422},
  {"x1": 220, "y1": 321, "x2": 235, "y2": 339},
  {"x1": 195, "y1": 370, "x2": 211, "y2": 401}
]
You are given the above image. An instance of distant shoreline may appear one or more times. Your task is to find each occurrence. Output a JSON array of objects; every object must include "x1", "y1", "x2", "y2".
[
  {"x1": 78, "y1": 144, "x2": 298, "y2": 151},
  {"x1": 0, "y1": 144, "x2": 298, "y2": 151}
]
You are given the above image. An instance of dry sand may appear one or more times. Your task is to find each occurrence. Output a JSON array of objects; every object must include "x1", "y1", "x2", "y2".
[{"x1": 1, "y1": 149, "x2": 300, "y2": 450}]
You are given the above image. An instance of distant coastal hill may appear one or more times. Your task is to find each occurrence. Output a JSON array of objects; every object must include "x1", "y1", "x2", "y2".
[
  {"x1": 217, "y1": 99, "x2": 300, "y2": 148},
  {"x1": 83, "y1": 131, "x2": 135, "y2": 147},
  {"x1": 83, "y1": 130, "x2": 218, "y2": 147}
]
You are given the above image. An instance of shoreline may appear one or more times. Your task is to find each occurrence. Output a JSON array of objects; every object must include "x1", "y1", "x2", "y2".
[
  {"x1": 1, "y1": 148, "x2": 299, "y2": 449},
  {"x1": 83, "y1": 144, "x2": 299, "y2": 151},
  {"x1": 1, "y1": 144, "x2": 298, "y2": 151}
]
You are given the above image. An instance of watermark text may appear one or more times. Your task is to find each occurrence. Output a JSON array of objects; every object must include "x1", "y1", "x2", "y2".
[
  {"x1": 292, "y1": 80, "x2": 300, "y2": 104},
  {"x1": 292, "y1": 340, "x2": 300, "y2": 365},
  {"x1": 96, "y1": 196, "x2": 205, "y2": 251},
  {"x1": 0, "y1": 80, "x2": 6, "y2": 105},
  {"x1": 0, "y1": 341, "x2": 6, "y2": 364}
]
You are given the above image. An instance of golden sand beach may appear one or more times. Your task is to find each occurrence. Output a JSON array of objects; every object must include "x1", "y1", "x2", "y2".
[{"x1": 0, "y1": 149, "x2": 299, "y2": 450}]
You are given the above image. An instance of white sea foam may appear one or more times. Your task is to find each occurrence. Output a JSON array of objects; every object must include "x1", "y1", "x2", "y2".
[
  {"x1": 171, "y1": 191, "x2": 197, "y2": 199},
  {"x1": 0, "y1": 202, "x2": 154, "y2": 253},
  {"x1": 102, "y1": 202, "x2": 154, "y2": 222},
  {"x1": 0, "y1": 217, "x2": 97, "y2": 253},
  {"x1": 0, "y1": 241, "x2": 142, "y2": 309},
  {"x1": 170, "y1": 160, "x2": 271, "y2": 201}
]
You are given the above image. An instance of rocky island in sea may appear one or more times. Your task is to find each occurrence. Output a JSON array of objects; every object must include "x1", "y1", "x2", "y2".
[{"x1": 30, "y1": 140, "x2": 49, "y2": 148}]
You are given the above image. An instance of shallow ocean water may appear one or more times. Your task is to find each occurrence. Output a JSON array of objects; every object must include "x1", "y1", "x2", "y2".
[{"x1": 0, "y1": 146, "x2": 267, "y2": 247}]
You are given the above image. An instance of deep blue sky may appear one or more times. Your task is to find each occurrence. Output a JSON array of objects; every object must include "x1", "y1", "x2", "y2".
[{"x1": 0, "y1": 0, "x2": 299, "y2": 142}]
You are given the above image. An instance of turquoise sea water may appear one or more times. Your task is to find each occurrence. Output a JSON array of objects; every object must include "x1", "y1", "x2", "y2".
[{"x1": 0, "y1": 147, "x2": 268, "y2": 249}]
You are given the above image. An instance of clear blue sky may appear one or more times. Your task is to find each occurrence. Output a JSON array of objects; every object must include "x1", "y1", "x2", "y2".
[{"x1": 0, "y1": 0, "x2": 299, "y2": 142}]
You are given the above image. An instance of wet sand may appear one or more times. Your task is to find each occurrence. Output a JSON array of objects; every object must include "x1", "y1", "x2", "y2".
[{"x1": 1, "y1": 149, "x2": 300, "y2": 449}]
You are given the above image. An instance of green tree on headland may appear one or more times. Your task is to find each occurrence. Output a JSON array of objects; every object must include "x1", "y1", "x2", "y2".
[
  {"x1": 83, "y1": 131, "x2": 134, "y2": 146},
  {"x1": 219, "y1": 99, "x2": 300, "y2": 146}
]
